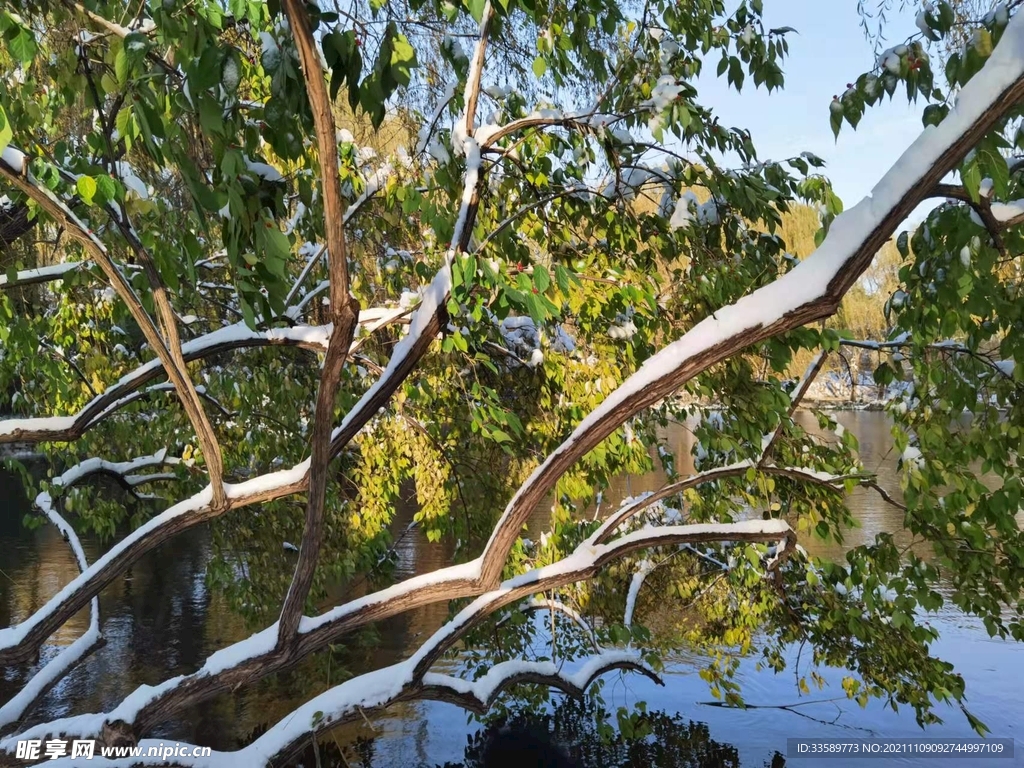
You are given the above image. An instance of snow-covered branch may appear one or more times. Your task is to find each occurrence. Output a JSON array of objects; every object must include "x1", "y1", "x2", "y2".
[
  {"x1": 47, "y1": 450, "x2": 180, "y2": 492},
  {"x1": 418, "y1": 651, "x2": 663, "y2": 714},
  {"x1": 623, "y1": 560, "x2": 655, "y2": 629},
  {"x1": 589, "y1": 462, "x2": 847, "y2": 546},
  {"x1": 839, "y1": 337, "x2": 1017, "y2": 383},
  {"x1": 0, "y1": 310, "x2": 413, "y2": 445},
  {"x1": 0, "y1": 262, "x2": 85, "y2": 290},
  {"x1": 0, "y1": 496, "x2": 102, "y2": 733}
]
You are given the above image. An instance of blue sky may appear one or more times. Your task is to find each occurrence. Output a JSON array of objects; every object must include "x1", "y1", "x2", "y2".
[{"x1": 697, "y1": 0, "x2": 931, "y2": 221}]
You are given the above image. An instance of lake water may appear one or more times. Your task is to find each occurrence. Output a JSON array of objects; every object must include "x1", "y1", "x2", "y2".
[{"x1": 1, "y1": 411, "x2": 1022, "y2": 766}]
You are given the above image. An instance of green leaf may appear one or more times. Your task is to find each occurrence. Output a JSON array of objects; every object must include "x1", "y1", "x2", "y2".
[
  {"x1": 0, "y1": 105, "x2": 12, "y2": 156},
  {"x1": 525, "y1": 291, "x2": 547, "y2": 324},
  {"x1": 76, "y1": 176, "x2": 98, "y2": 205},
  {"x1": 467, "y1": 0, "x2": 487, "y2": 21},
  {"x1": 8, "y1": 26, "x2": 37, "y2": 66},
  {"x1": 554, "y1": 264, "x2": 571, "y2": 294},
  {"x1": 389, "y1": 33, "x2": 418, "y2": 87},
  {"x1": 532, "y1": 56, "x2": 547, "y2": 78},
  {"x1": 896, "y1": 230, "x2": 909, "y2": 258},
  {"x1": 962, "y1": 160, "x2": 982, "y2": 202},
  {"x1": 94, "y1": 174, "x2": 118, "y2": 204},
  {"x1": 115, "y1": 48, "x2": 129, "y2": 86},
  {"x1": 533, "y1": 264, "x2": 551, "y2": 293}
]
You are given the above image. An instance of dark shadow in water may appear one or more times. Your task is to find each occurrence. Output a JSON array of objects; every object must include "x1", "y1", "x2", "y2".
[{"x1": 243, "y1": 698, "x2": 785, "y2": 768}]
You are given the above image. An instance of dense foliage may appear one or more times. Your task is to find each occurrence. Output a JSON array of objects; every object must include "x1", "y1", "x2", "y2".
[{"x1": 1, "y1": 0, "x2": 1023, "y2": 760}]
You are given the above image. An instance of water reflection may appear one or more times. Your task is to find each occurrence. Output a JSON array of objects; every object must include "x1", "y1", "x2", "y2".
[{"x1": 1, "y1": 412, "x2": 1022, "y2": 766}]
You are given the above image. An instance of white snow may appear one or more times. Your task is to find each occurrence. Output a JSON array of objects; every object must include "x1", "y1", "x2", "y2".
[
  {"x1": 415, "y1": 82, "x2": 457, "y2": 156},
  {"x1": 994, "y1": 359, "x2": 1015, "y2": 377},
  {"x1": 244, "y1": 158, "x2": 284, "y2": 182},
  {"x1": 901, "y1": 445, "x2": 925, "y2": 470},
  {"x1": 916, "y1": 10, "x2": 931, "y2": 38},
  {"x1": 1, "y1": 146, "x2": 26, "y2": 173},
  {"x1": 623, "y1": 560, "x2": 654, "y2": 628},
  {"x1": 54, "y1": 451, "x2": 176, "y2": 489},
  {"x1": 669, "y1": 194, "x2": 695, "y2": 230},
  {"x1": 882, "y1": 50, "x2": 901, "y2": 74},
  {"x1": 989, "y1": 198, "x2": 1024, "y2": 222}
]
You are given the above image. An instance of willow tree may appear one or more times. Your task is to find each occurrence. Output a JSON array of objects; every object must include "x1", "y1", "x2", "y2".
[{"x1": 1, "y1": 0, "x2": 1023, "y2": 763}]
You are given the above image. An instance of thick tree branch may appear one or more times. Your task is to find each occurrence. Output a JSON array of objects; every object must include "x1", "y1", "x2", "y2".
[
  {"x1": 109, "y1": 215, "x2": 226, "y2": 508},
  {"x1": 276, "y1": 0, "x2": 361, "y2": 646},
  {"x1": 932, "y1": 182, "x2": 1010, "y2": 255}
]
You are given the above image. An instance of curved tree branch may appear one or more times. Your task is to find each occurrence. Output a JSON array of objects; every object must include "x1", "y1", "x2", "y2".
[{"x1": 0, "y1": 312, "x2": 409, "y2": 445}]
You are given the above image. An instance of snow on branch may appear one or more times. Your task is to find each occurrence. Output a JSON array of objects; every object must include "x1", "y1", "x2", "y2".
[
  {"x1": 0, "y1": 309, "x2": 412, "y2": 445},
  {"x1": 623, "y1": 560, "x2": 655, "y2": 629},
  {"x1": 0, "y1": 262, "x2": 85, "y2": 290},
  {"x1": 419, "y1": 650, "x2": 663, "y2": 714},
  {"x1": 590, "y1": 462, "x2": 847, "y2": 546},
  {"x1": 0, "y1": 496, "x2": 102, "y2": 732},
  {"x1": 49, "y1": 450, "x2": 180, "y2": 492}
]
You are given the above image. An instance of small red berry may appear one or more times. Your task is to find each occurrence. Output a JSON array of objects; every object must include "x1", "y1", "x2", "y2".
[{"x1": 531, "y1": 287, "x2": 538, "y2": 294}]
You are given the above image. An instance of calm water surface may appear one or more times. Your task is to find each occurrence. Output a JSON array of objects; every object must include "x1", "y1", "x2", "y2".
[{"x1": 1, "y1": 411, "x2": 1022, "y2": 766}]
